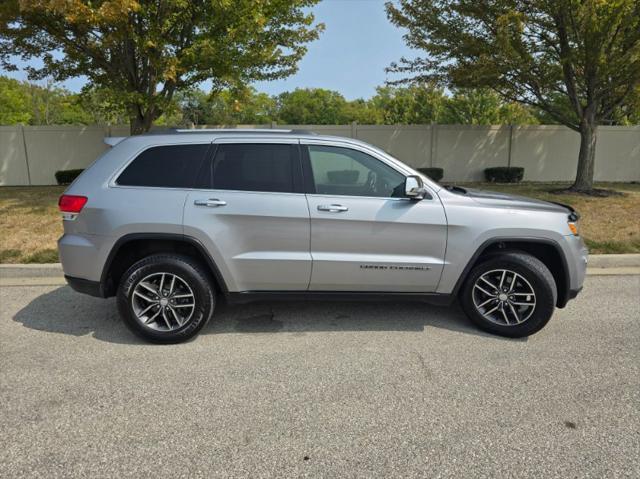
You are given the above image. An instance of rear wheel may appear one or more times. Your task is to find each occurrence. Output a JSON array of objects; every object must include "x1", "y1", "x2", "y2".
[
  {"x1": 460, "y1": 252, "x2": 557, "y2": 338},
  {"x1": 117, "y1": 254, "x2": 215, "y2": 343}
]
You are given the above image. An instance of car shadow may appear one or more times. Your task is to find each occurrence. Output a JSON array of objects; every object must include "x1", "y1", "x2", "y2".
[{"x1": 13, "y1": 286, "x2": 524, "y2": 344}]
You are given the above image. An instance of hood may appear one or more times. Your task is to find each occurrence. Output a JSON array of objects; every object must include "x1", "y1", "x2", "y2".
[{"x1": 463, "y1": 188, "x2": 573, "y2": 214}]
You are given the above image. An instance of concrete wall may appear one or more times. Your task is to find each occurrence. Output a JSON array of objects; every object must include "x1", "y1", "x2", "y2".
[
  {"x1": 0, "y1": 124, "x2": 638, "y2": 185},
  {"x1": 0, "y1": 127, "x2": 30, "y2": 186}
]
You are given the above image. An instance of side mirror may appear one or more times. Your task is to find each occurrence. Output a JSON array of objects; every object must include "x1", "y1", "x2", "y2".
[{"x1": 405, "y1": 175, "x2": 427, "y2": 199}]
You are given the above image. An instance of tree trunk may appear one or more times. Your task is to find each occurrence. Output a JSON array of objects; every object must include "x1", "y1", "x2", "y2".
[
  {"x1": 129, "y1": 108, "x2": 156, "y2": 135},
  {"x1": 570, "y1": 119, "x2": 597, "y2": 192}
]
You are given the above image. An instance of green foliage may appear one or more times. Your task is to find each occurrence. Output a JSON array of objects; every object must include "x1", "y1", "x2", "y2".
[
  {"x1": 0, "y1": 76, "x2": 31, "y2": 124},
  {"x1": 0, "y1": 76, "x2": 587, "y2": 128},
  {"x1": 416, "y1": 168, "x2": 444, "y2": 182},
  {"x1": 341, "y1": 98, "x2": 382, "y2": 124},
  {"x1": 0, "y1": 76, "x2": 94, "y2": 125},
  {"x1": 277, "y1": 88, "x2": 349, "y2": 124},
  {"x1": 55, "y1": 169, "x2": 84, "y2": 185},
  {"x1": 386, "y1": 0, "x2": 640, "y2": 129},
  {"x1": 165, "y1": 84, "x2": 538, "y2": 126},
  {"x1": 371, "y1": 85, "x2": 447, "y2": 124},
  {"x1": 386, "y1": 0, "x2": 640, "y2": 190},
  {"x1": 484, "y1": 167, "x2": 525, "y2": 183},
  {"x1": 442, "y1": 89, "x2": 537, "y2": 125},
  {"x1": 1, "y1": 0, "x2": 323, "y2": 134},
  {"x1": 205, "y1": 88, "x2": 278, "y2": 125},
  {"x1": 77, "y1": 86, "x2": 128, "y2": 126}
]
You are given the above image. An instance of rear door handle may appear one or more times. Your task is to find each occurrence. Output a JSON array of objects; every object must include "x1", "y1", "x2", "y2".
[
  {"x1": 317, "y1": 204, "x2": 348, "y2": 212},
  {"x1": 194, "y1": 198, "x2": 227, "y2": 207}
]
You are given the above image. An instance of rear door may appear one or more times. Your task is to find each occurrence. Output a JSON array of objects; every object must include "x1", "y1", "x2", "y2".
[
  {"x1": 183, "y1": 139, "x2": 311, "y2": 292},
  {"x1": 303, "y1": 142, "x2": 447, "y2": 292}
]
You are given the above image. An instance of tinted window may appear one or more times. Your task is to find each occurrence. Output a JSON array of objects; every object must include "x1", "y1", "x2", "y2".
[
  {"x1": 209, "y1": 144, "x2": 296, "y2": 193},
  {"x1": 117, "y1": 144, "x2": 209, "y2": 188},
  {"x1": 307, "y1": 145, "x2": 405, "y2": 197}
]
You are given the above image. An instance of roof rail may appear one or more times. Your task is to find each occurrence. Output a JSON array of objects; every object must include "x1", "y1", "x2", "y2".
[{"x1": 143, "y1": 128, "x2": 317, "y2": 136}]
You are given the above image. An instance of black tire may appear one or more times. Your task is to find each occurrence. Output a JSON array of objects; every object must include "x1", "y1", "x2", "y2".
[
  {"x1": 117, "y1": 254, "x2": 215, "y2": 343},
  {"x1": 460, "y1": 251, "x2": 557, "y2": 338}
]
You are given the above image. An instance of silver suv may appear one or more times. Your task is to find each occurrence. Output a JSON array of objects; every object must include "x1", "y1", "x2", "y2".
[{"x1": 58, "y1": 129, "x2": 588, "y2": 343}]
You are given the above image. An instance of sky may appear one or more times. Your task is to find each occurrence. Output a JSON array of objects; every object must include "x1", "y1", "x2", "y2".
[
  {"x1": 253, "y1": 0, "x2": 416, "y2": 99},
  {"x1": 2, "y1": 0, "x2": 416, "y2": 100}
]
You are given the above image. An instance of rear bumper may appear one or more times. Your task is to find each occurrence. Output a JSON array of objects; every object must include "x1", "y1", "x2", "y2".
[
  {"x1": 65, "y1": 275, "x2": 105, "y2": 298},
  {"x1": 58, "y1": 233, "x2": 114, "y2": 282}
]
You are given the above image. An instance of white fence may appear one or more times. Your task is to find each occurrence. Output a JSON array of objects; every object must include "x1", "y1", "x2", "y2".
[{"x1": 0, "y1": 124, "x2": 638, "y2": 185}]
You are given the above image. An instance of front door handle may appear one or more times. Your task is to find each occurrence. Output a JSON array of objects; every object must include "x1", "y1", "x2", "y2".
[
  {"x1": 194, "y1": 198, "x2": 227, "y2": 207},
  {"x1": 317, "y1": 204, "x2": 348, "y2": 212}
]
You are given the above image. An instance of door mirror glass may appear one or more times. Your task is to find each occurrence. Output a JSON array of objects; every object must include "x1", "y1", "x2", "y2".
[{"x1": 405, "y1": 175, "x2": 427, "y2": 199}]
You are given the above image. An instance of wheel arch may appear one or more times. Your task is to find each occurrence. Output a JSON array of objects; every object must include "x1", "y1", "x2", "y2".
[
  {"x1": 100, "y1": 233, "x2": 229, "y2": 297},
  {"x1": 452, "y1": 237, "x2": 571, "y2": 308}
]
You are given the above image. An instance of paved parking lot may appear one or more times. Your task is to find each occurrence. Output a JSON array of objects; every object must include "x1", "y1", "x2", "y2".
[{"x1": 1, "y1": 275, "x2": 639, "y2": 478}]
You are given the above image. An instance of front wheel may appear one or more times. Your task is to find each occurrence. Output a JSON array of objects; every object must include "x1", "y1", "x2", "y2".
[
  {"x1": 460, "y1": 252, "x2": 557, "y2": 338},
  {"x1": 117, "y1": 254, "x2": 215, "y2": 343}
]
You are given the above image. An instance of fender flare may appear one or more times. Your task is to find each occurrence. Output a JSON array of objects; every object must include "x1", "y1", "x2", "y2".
[
  {"x1": 450, "y1": 237, "x2": 571, "y2": 307},
  {"x1": 100, "y1": 232, "x2": 229, "y2": 295}
]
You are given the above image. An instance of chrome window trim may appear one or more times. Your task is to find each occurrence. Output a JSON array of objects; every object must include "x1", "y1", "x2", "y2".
[
  {"x1": 187, "y1": 188, "x2": 306, "y2": 197},
  {"x1": 306, "y1": 193, "x2": 415, "y2": 202}
]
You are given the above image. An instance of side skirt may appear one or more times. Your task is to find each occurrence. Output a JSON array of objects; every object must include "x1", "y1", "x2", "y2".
[{"x1": 225, "y1": 291, "x2": 454, "y2": 306}]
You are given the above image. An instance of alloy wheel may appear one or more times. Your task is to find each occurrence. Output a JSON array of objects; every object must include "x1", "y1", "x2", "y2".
[
  {"x1": 131, "y1": 272, "x2": 195, "y2": 331},
  {"x1": 472, "y1": 269, "x2": 536, "y2": 326}
]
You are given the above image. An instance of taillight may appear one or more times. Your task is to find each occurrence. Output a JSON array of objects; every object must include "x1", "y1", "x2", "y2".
[{"x1": 58, "y1": 195, "x2": 88, "y2": 213}]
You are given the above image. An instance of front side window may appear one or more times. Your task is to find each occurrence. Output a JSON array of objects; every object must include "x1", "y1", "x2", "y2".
[
  {"x1": 209, "y1": 143, "x2": 296, "y2": 193},
  {"x1": 117, "y1": 144, "x2": 209, "y2": 188},
  {"x1": 307, "y1": 145, "x2": 406, "y2": 198}
]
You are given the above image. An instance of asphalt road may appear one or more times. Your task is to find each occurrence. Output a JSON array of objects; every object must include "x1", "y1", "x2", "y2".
[{"x1": 1, "y1": 275, "x2": 639, "y2": 478}]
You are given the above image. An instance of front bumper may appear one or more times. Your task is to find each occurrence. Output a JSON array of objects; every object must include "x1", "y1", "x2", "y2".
[
  {"x1": 557, "y1": 234, "x2": 588, "y2": 307},
  {"x1": 567, "y1": 285, "x2": 583, "y2": 301}
]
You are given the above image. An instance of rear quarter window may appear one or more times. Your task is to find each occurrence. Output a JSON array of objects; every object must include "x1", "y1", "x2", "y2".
[{"x1": 117, "y1": 144, "x2": 210, "y2": 188}]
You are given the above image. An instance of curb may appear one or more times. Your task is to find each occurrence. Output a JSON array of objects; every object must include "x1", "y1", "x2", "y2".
[
  {"x1": 586, "y1": 254, "x2": 640, "y2": 268},
  {"x1": 1, "y1": 254, "x2": 640, "y2": 280},
  {"x1": 0, "y1": 263, "x2": 64, "y2": 278}
]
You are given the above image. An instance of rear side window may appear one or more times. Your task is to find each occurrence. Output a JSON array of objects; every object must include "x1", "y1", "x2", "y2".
[
  {"x1": 117, "y1": 144, "x2": 210, "y2": 188},
  {"x1": 206, "y1": 143, "x2": 297, "y2": 193}
]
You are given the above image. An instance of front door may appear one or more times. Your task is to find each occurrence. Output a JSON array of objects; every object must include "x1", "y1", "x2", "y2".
[
  {"x1": 303, "y1": 143, "x2": 447, "y2": 292},
  {"x1": 183, "y1": 141, "x2": 311, "y2": 292}
]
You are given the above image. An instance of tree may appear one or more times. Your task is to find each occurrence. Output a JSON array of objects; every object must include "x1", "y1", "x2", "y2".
[
  {"x1": 206, "y1": 87, "x2": 279, "y2": 125},
  {"x1": 27, "y1": 79, "x2": 94, "y2": 125},
  {"x1": 1, "y1": 0, "x2": 322, "y2": 134},
  {"x1": 341, "y1": 98, "x2": 383, "y2": 124},
  {"x1": 0, "y1": 76, "x2": 31, "y2": 124},
  {"x1": 277, "y1": 88, "x2": 349, "y2": 124},
  {"x1": 0, "y1": 75, "x2": 95, "y2": 125},
  {"x1": 77, "y1": 86, "x2": 129, "y2": 126},
  {"x1": 442, "y1": 88, "x2": 538, "y2": 124},
  {"x1": 386, "y1": 0, "x2": 640, "y2": 192},
  {"x1": 370, "y1": 85, "x2": 448, "y2": 124}
]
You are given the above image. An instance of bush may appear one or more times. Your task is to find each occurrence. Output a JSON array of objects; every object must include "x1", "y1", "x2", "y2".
[
  {"x1": 484, "y1": 167, "x2": 524, "y2": 183},
  {"x1": 55, "y1": 169, "x2": 84, "y2": 185},
  {"x1": 417, "y1": 167, "x2": 444, "y2": 182}
]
